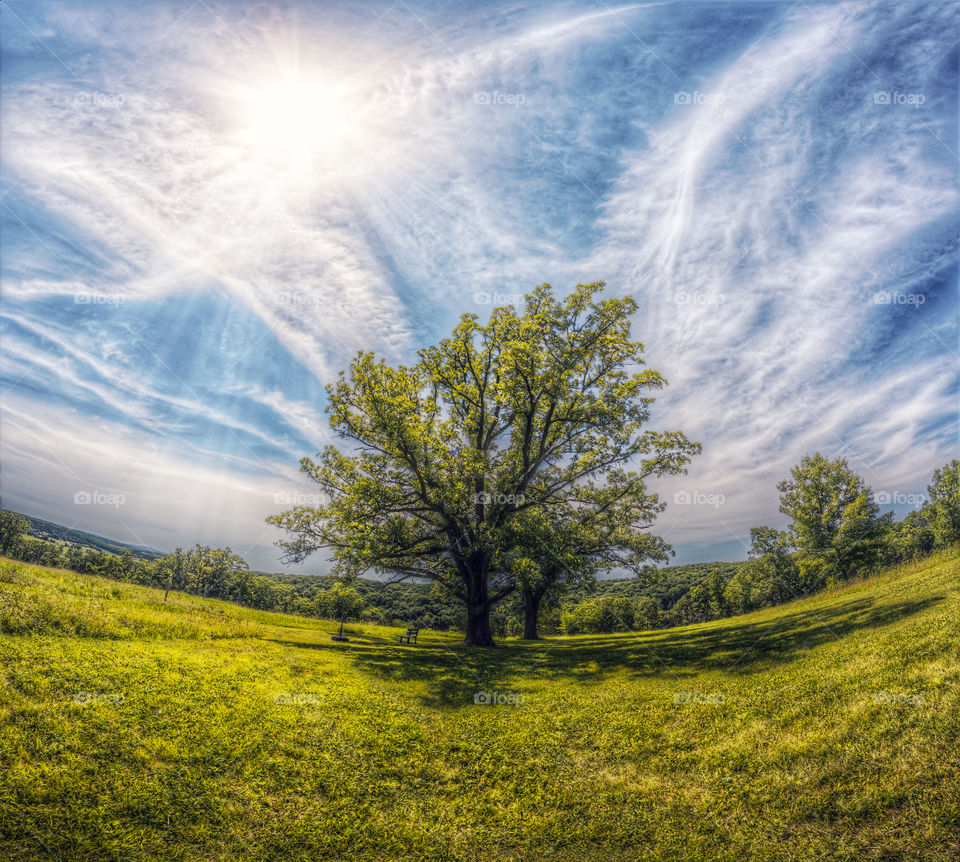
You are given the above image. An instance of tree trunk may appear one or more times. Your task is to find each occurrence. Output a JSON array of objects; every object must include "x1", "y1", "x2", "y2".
[
  {"x1": 522, "y1": 588, "x2": 544, "y2": 640},
  {"x1": 460, "y1": 551, "x2": 496, "y2": 647},
  {"x1": 462, "y1": 562, "x2": 496, "y2": 646},
  {"x1": 464, "y1": 600, "x2": 495, "y2": 646}
]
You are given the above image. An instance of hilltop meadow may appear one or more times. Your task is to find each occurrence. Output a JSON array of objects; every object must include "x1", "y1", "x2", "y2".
[{"x1": 2, "y1": 550, "x2": 958, "y2": 861}]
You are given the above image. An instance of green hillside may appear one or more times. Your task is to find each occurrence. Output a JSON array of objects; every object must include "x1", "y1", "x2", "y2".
[
  {"x1": 18, "y1": 512, "x2": 165, "y2": 560},
  {"x1": 1, "y1": 551, "x2": 958, "y2": 861}
]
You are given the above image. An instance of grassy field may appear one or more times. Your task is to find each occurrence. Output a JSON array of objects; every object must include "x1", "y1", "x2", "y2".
[{"x1": 1, "y1": 553, "x2": 958, "y2": 861}]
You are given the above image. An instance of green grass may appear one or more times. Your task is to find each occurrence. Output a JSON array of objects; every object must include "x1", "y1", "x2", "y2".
[{"x1": 1, "y1": 553, "x2": 958, "y2": 861}]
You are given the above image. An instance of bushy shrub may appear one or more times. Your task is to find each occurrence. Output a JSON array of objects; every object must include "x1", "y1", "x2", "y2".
[{"x1": 561, "y1": 596, "x2": 636, "y2": 634}]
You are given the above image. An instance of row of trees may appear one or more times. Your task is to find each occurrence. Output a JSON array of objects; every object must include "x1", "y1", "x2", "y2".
[
  {"x1": 0, "y1": 516, "x2": 427, "y2": 631},
  {"x1": 2, "y1": 449, "x2": 956, "y2": 638},
  {"x1": 0, "y1": 504, "x2": 780, "y2": 636},
  {"x1": 0, "y1": 520, "x2": 312, "y2": 616},
  {"x1": 503, "y1": 455, "x2": 957, "y2": 636}
]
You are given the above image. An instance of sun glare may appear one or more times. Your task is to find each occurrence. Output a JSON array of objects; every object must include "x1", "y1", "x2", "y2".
[{"x1": 236, "y1": 73, "x2": 357, "y2": 165}]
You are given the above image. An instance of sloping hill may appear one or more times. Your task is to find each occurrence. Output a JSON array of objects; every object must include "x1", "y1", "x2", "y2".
[
  {"x1": 15, "y1": 511, "x2": 165, "y2": 560},
  {"x1": 0, "y1": 551, "x2": 958, "y2": 861}
]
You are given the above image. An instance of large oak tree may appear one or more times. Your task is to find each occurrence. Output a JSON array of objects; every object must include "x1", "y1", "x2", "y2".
[{"x1": 268, "y1": 282, "x2": 699, "y2": 645}]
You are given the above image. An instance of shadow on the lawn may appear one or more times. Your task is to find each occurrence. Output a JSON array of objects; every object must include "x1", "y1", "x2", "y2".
[{"x1": 269, "y1": 593, "x2": 944, "y2": 708}]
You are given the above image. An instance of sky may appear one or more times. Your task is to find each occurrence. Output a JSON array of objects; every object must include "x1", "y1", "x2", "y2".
[{"x1": 0, "y1": 0, "x2": 957, "y2": 574}]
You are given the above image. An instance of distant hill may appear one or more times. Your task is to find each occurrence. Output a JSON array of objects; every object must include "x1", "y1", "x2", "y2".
[
  {"x1": 7, "y1": 509, "x2": 738, "y2": 620},
  {"x1": 15, "y1": 511, "x2": 165, "y2": 560}
]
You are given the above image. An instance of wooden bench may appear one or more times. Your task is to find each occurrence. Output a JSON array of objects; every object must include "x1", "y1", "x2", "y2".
[{"x1": 399, "y1": 627, "x2": 419, "y2": 644}]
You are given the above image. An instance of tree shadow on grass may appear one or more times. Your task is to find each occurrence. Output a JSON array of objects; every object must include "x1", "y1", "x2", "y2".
[{"x1": 268, "y1": 593, "x2": 945, "y2": 708}]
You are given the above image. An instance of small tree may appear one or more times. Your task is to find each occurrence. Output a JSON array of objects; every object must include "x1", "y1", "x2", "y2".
[
  {"x1": 777, "y1": 453, "x2": 882, "y2": 580},
  {"x1": 633, "y1": 595, "x2": 661, "y2": 629},
  {"x1": 883, "y1": 508, "x2": 936, "y2": 564},
  {"x1": 674, "y1": 569, "x2": 729, "y2": 623},
  {"x1": 727, "y1": 526, "x2": 801, "y2": 611},
  {"x1": 501, "y1": 492, "x2": 673, "y2": 639},
  {"x1": 927, "y1": 460, "x2": 960, "y2": 547},
  {"x1": 318, "y1": 581, "x2": 365, "y2": 640},
  {"x1": 0, "y1": 511, "x2": 30, "y2": 556},
  {"x1": 181, "y1": 545, "x2": 248, "y2": 598},
  {"x1": 158, "y1": 547, "x2": 187, "y2": 601}
]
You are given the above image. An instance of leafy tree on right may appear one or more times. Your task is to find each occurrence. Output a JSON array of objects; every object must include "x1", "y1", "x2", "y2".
[
  {"x1": 776, "y1": 452, "x2": 888, "y2": 584},
  {"x1": 927, "y1": 459, "x2": 960, "y2": 547}
]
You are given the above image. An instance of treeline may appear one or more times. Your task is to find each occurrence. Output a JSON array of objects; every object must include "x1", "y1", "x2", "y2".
[
  {"x1": 0, "y1": 510, "x2": 744, "y2": 633},
  {"x1": 722, "y1": 455, "x2": 957, "y2": 614},
  {"x1": 0, "y1": 516, "x2": 466, "y2": 628},
  {"x1": 263, "y1": 574, "x2": 462, "y2": 630},
  {"x1": 534, "y1": 456, "x2": 959, "y2": 635},
  {"x1": 490, "y1": 563, "x2": 742, "y2": 637},
  {"x1": 0, "y1": 528, "x2": 311, "y2": 615},
  {"x1": 0, "y1": 455, "x2": 955, "y2": 636}
]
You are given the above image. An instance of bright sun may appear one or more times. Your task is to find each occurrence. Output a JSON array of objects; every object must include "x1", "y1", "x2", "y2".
[{"x1": 236, "y1": 73, "x2": 356, "y2": 165}]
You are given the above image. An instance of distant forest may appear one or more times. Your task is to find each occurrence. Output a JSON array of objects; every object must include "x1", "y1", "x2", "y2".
[
  {"x1": 2, "y1": 450, "x2": 955, "y2": 641},
  {"x1": 1, "y1": 509, "x2": 735, "y2": 635}
]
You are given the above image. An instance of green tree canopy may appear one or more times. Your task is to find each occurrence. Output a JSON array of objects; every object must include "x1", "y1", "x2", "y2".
[
  {"x1": 561, "y1": 595, "x2": 636, "y2": 634},
  {"x1": 0, "y1": 510, "x2": 30, "y2": 556},
  {"x1": 927, "y1": 459, "x2": 960, "y2": 546},
  {"x1": 315, "y1": 581, "x2": 365, "y2": 638},
  {"x1": 724, "y1": 527, "x2": 799, "y2": 613},
  {"x1": 498, "y1": 492, "x2": 670, "y2": 639},
  {"x1": 777, "y1": 453, "x2": 883, "y2": 579}
]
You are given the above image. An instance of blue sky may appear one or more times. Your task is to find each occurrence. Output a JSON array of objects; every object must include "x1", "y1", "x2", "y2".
[{"x1": 1, "y1": 0, "x2": 957, "y2": 573}]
